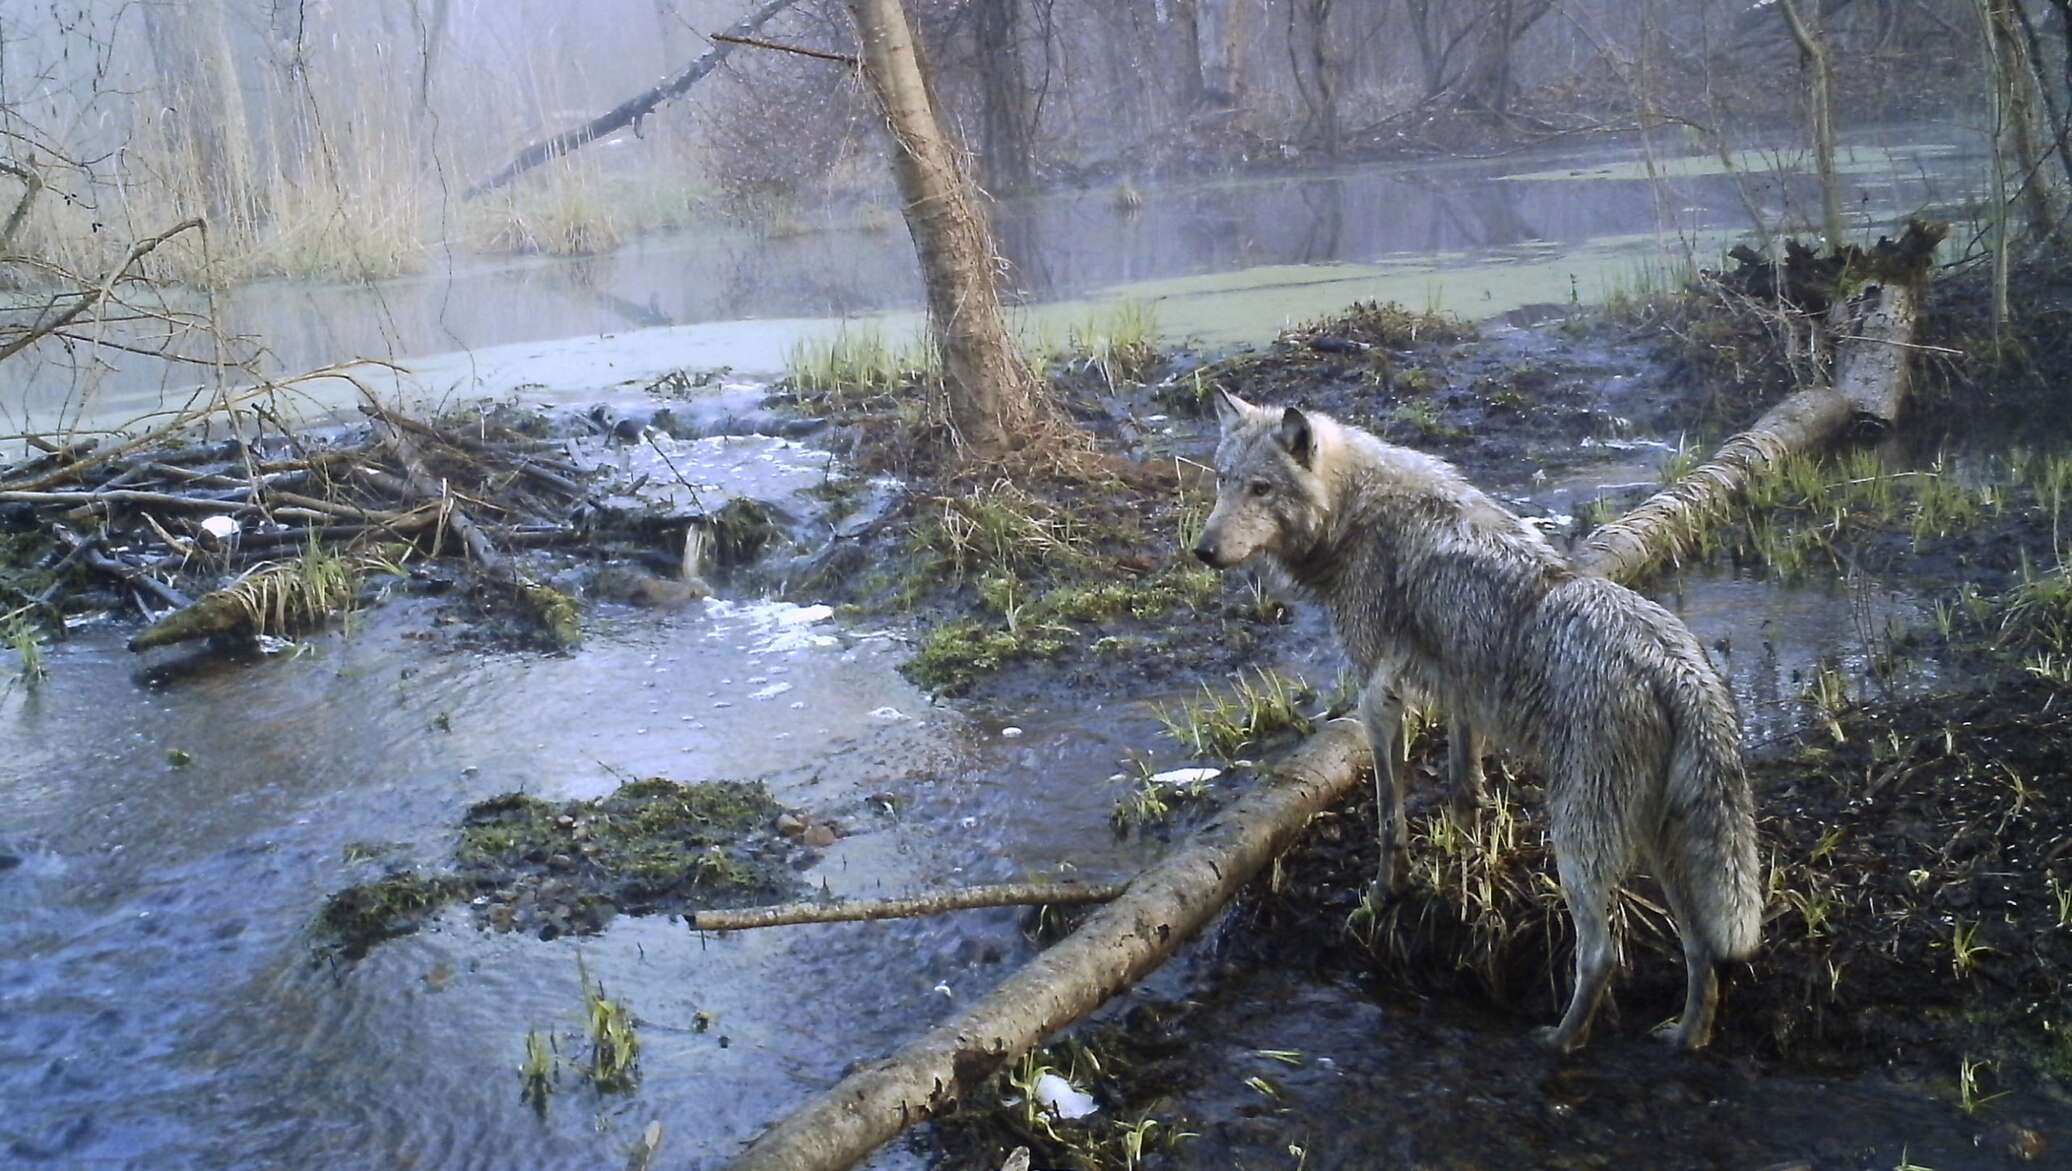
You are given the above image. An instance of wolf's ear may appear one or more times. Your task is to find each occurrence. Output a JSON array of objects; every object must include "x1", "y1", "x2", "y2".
[
  {"x1": 1276, "y1": 407, "x2": 1314, "y2": 466},
  {"x1": 1212, "y1": 388, "x2": 1253, "y2": 433}
]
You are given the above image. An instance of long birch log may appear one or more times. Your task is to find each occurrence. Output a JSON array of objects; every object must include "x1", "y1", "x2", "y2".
[{"x1": 1576, "y1": 218, "x2": 1946, "y2": 581}]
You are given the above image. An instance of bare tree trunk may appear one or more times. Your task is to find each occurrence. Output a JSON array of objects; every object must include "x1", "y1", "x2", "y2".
[
  {"x1": 418, "y1": 0, "x2": 452, "y2": 111},
  {"x1": 1457, "y1": 0, "x2": 1551, "y2": 116},
  {"x1": 1173, "y1": 0, "x2": 1206, "y2": 107},
  {"x1": 1407, "y1": 0, "x2": 1450, "y2": 99},
  {"x1": 1778, "y1": 0, "x2": 1848, "y2": 248},
  {"x1": 847, "y1": 0, "x2": 1048, "y2": 456},
  {"x1": 2012, "y1": 0, "x2": 2072, "y2": 200},
  {"x1": 974, "y1": 0, "x2": 1036, "y2": 193},
  {"x1": 1983, "y1": 0, "x2": 2065, "y2": 243},
  {"x1": 1288, "y1": 0, "x2": 1346, "y2": 157},
  {"x1": 143, "y1": 0, "x2": 259, "y2": 236},
  {"x1": 1195, "y1": 0, "x2": 1246, "y2": 108},
  {"x1": 654, "y1": 0, "x2": 688, "y2": 66}
]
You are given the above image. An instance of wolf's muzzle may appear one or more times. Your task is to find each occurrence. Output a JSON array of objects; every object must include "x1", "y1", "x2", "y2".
[{"x1": 1192, "y1": 541, "x2": 1222, "y2": 567}]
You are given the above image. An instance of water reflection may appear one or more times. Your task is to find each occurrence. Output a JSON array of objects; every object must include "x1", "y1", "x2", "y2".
[{"x1": 4, "y1": 134, "x2": 1975, "y2": 436}]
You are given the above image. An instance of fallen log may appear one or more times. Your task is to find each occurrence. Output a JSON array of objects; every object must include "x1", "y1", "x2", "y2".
[
  {"x1": 723, "y1": 223, "x2": 1949, "y2": 1171},
  {"x1": 462, "y1": 0, "x2": 800, "y2": 199},
  {"x1": 1576, "y1": 218, "x2": 1947, "y2": 582},
  {"x1": 724, "y1": 720, "x2": 1370, "y2": 1171},
  {"x1": 691, "y1": 880, "x2": 1127, "y2": 932}
]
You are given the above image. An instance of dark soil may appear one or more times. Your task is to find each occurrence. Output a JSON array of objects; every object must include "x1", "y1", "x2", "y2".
[{"x1": 319, "y1": 777, "x2": 802, "y2": 959}]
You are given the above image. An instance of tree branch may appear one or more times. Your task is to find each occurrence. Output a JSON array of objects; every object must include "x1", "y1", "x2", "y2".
[
  {"x1": 710, "y1": 32, "x2": 855, "y2": 64},
  {"x1": 462, "y1": 0, "x2": 800, "y2": 199},
  {"x1": 0, "y1": 217, "x2": 204, "y2": 364},
  {"x1": 691, "y1": 881, "x2": 1126, "y2": 931}
]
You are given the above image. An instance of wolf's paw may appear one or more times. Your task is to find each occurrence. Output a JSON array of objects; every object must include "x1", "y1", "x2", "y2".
[
  {"x1": 1531, "y1": 1025, "x2": 1584, "y2": 1054},
  {"x1": 1650, "y1": 1018, "x2": 1710, "y2": 1051}
]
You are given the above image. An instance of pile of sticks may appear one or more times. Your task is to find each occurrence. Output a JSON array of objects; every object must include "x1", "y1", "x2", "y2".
[{"x1": 0, "y1": 397, "x2": 599, "y2": 651}]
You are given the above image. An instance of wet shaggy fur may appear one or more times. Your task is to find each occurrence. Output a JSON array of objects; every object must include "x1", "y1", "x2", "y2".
[{"x1": 1194, "y1": 391, "x2": 1762, "y2": 1051}]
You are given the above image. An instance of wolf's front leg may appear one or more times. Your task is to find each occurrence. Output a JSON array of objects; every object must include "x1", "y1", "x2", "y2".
[
  {"x1": 1448, "y1": 721, "x2": 1487, "y2": 816},
  {"x1": 1359, "y1": 683, "x2": 1407, "y2": 904}
]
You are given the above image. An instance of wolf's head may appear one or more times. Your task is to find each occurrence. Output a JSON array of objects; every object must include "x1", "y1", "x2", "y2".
[{"x1": 1193, "y1": 390, "x2": 1331, "y2": 569}]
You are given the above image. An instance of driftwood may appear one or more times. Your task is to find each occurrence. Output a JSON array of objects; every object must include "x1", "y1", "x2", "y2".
[
  {"x1": 462, "y1": 0, "x2": 800, "y2": 199},
  {"x1": 722, "y1": 222, "x2": 1949, "y2": 1171},
  {"x1": 691, "y1": 881, "x2": 1127, "y2": 931}
]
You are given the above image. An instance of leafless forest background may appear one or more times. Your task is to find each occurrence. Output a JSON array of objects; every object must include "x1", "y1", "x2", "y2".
[{"x1": 0, "y1": 0, "x2": 2019, "y2": 286}]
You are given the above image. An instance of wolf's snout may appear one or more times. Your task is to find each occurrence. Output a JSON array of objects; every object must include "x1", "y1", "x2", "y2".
[{"x1": 1192, "y1": 541, "x2": 1221, "y2": 567}]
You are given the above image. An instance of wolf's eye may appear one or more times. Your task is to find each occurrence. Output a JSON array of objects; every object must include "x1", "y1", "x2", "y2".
[{"x1": 1247, "y1": 479, "x2": 1272, "y2": 498}]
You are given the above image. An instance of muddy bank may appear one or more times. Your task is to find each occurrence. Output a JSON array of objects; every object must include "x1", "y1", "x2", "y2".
[{"x1": 778, "y1": 297, "x2": 1686, "y2": 714}]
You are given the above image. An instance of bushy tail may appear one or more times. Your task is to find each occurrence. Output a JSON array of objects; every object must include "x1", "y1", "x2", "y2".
[{"x1": 1660, "y1": 672, "x2": 1763, "y2": 960}]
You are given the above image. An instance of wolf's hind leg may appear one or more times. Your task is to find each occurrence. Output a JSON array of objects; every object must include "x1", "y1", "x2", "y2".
[
  {"x1": 1536, "y1": 847, "x2": 1619, "y2": 1053},
  {"x1": 1447, "y1": 720, "x2": 1486, "y2": 816},
  {"x1": 1653, "y1": 870, "x2": 1721, "y2": 1050},
  {"x1": 1359, "y1": 684, "x2": 1407, "y2": 904}
]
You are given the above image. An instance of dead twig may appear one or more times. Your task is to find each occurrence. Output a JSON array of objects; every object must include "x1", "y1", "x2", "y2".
[
  {"x1": 710, "y1": 32, "x2": 855, "y2": 64},
  {"x1": 0, "y1": 217, "x2": 204, "y2": 363}
]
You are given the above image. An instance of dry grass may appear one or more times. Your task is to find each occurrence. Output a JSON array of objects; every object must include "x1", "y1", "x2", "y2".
[{"x1": 1346, "y1": 786, "x2": 1679, "y2": 1008}]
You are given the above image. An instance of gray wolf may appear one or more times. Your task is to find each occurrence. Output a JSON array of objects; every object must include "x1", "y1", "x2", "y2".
[{"x1": 1192, "y1": 390, "x2": 1761, "y2": 1051}]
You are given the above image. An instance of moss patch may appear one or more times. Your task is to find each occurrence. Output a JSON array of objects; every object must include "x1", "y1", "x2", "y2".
[{"x1": 320, "y1": 777, "x2": 799, "y2": 958}]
